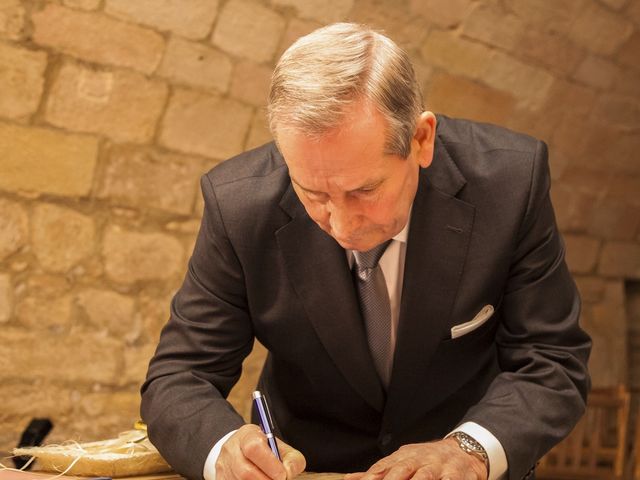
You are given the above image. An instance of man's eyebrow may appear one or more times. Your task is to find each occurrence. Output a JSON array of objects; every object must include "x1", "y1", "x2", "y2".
[
  {"x1": 351, "y1": 180, "x2": 382, "y2": 191},
  {"x1": 291, "y1": 176, "x2": 383, "y2": 194},
  {"x1": 290, "y1": 177, "x2": 323, "y2": 194}
]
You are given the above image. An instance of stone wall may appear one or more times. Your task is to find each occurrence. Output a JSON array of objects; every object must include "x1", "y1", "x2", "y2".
[{"x1": 1, "y1": 0, "x2": 639, "y2": 452}]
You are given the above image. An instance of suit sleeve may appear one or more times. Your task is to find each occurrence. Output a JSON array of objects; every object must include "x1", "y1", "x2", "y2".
[
  {"x1": 140, "y1": 174, "x2": 252, "y2": 480},
  {"x1": 460, "y1": 141, "x2": 591, "y2": 480}
]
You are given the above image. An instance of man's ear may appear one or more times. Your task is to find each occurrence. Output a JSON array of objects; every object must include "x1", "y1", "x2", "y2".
[{"x1": 412, "y1": 111, "x2": 437, "y2": 168}]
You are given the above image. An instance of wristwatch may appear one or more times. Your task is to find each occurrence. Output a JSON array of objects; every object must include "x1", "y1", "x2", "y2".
[{"x1": 450, "y1": 431, "x2": 489, "y2": 472}]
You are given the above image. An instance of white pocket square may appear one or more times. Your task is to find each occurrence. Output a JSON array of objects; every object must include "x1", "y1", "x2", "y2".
[{"x1": 451, "y1": 305, "x2": 495, "y2": 339}]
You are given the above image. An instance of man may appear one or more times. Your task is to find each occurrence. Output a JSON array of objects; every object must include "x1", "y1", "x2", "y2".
[{"x1": 141, "y1": 23, "x2": 591, "y2": 480}]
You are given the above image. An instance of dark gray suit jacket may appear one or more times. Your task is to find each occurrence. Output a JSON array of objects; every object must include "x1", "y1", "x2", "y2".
[{"x1": 141, "y1": 116, "x2": 591, "y2": 480}]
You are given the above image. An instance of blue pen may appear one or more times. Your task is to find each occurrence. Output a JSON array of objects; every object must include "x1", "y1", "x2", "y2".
[{"x1": 252, "y1": 390, "x2": 282, "y2": 461}]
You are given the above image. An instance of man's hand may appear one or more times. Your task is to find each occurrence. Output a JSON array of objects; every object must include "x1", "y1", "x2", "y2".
[
  {"x1": 344, "y1": 438, "x2": 488, "y2": 480},
  {"x1": 215, "y1": 424, "x2": 306, "y2": 480}
]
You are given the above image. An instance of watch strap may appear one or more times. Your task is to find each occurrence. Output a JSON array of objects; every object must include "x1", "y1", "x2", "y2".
[{"x1": 451, "y1": 431, "x2": 489, "y2": 472}]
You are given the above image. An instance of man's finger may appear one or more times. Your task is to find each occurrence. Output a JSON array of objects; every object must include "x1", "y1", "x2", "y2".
[
  {"x1": 280, "y1": 444, "x2": 306, "y2": 479},
  {"x1": 344, "y1": 471, "x2": 385, "y2": 480},
  {"x1": 238, "y1": 427, "x2": 287, "y2": 480}
]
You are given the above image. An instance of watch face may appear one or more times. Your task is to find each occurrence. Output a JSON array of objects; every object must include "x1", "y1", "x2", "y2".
[{"x1": 453, "y1": 432, "x2": 488, "y2": 465}]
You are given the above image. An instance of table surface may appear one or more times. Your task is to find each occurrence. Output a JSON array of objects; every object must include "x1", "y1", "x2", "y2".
[{"x1": 0, "y1": 470, "x2": 345, "y2": 480}]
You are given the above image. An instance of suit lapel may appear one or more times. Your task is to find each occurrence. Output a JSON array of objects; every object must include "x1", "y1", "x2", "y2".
[
  {"x1": 276, "y1": 185, "x2": 386, "y2": 412},
  {"x1": 383, "y1": 138, "x2": 476, "y2": 423}
]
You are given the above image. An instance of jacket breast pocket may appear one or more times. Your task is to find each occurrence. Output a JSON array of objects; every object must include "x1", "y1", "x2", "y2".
[{"x1": 442, "y1": 301, "x2": 501, "y2": 347}]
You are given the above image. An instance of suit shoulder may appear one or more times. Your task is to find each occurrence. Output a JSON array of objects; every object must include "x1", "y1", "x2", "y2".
[
  {"x1": 204, "y1": 142, "x2": 287, "y2": 188},
  {"x1": 436, "y1": 115, "x2": 540, "y2": 156},
  {"x1": 199, "y1": 142, "x2": 291, "y2": 236}
]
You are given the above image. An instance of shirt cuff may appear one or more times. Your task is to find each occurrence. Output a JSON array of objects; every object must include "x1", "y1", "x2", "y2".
[
  {"x1": 203, "y1": 430, "x2": 238, "y2": 480},
  {"x1": 447, "y1": 422, "x2": 508, "y2": 480}
]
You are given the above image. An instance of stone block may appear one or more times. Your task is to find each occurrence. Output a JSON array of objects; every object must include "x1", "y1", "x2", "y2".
[
  {"x1": 32, "y1": 4, "x2": 164, "y2": 74},
  {"x1": 563, "y1": 234, "x2": 601, "y2": 274},
  {"x1": 0, "y1": 198, "x2": 28, "y2": 262},
  {"x1": 551, "y1": 115, "x2": 617, "y2": 171},
  {"x1": 15, "y1": 294, "x2": 73, "y2": 332},
  {"x1": 32, "y1": 203, "x2": 95, "y2": 273},
  {"x1": 227, "y1": 341, "x2": 267, "y2": 420},
  {"x1": 517, "y1": 28, "x2": 584, "y2": 76},
  {"x1": 599, "y1": 241, "x2": 640, "y2": 278},
  {"x1": 409, "y1": 0, "x2": 473, "y2": 28},
  {"x1": 0, "y1": 329, "x2": 121, "y2": 384},
  {"x1": 0, "y1": 0, "x2": 23, "y2": 40},
  {"x1": 103, "y1": 226, "x2": 185, "y2": 285},
  {"x1": 483, "y1": 51, "x2": 555, "y2": 111},
  {"x1": 598, "y1": 0, "x2": 629, "y2": 10},
  {"x1": 0, "y1": 42, "x2": 47, "y2": 119},
  {"x1": 0, "y1": 382, "x2": 73, "y2": 419},
  {"x1": 572, "y1": 55, "x2": 620, "y2": 90},
  {"x1": 105, "y1": 0, "x2": 218, "y2": 39},
  {"x1": 550, "y1": 184, "x2": 597, "y2": 233},
  {"x1": 349, "y1": 0, "x2": 430, "y2": 53},
  {"x1": 617, "y1": 31, "x2": 640, "y2": 70},
  {"x1": 426, "y1": 72, "x2": 516, "y2": 126},
  {"x1": 158, "y1": 37, "x2": 231, "y2": 93},
  {"x1": 574, "y1": 275, "x2": 606, "y2": 303},
  {"x1": 588, "y1": 201, "x2": 640, "y2": 241},
  {"x1": 543, "y1": 81, "x2": 597, "y2": 118},
  {"x1": 212, "y1": 0, "x2": 285, "y2": 63},
  {"x1": 230, "y1": 61, "x2": 272, "y2": 107},
  {"x1": 45, "y1": 61, "x2": 168, "y2": 143},
  {"x1": 272, "y1": 0, "x2": 353, "y2": 23},
  {"x1": 568, "y1": 2, "x2": 634, "y2": 55},
  {"x1": 591, "y1": 290, "x2": 626, "y2": 337},
  {"x1": 420, "y1": 30, "x2": 494, "y2": 80},
  {"x1": 63, "y1": 0, "x2": 101, "y2": 10},
  {"x1": 462, "y1": 3, "x2": 524, "y2": 52},
  {"x1": 0, "y1": 123, "x2": 98, "y2": 197},
  {"x1": 607, "y1": 175, "x2": 640, "y2": 205},
  {"x1": 604, "y1": 132, "x2": 640, "y2": 176},
  {"x1": 277, "y1": 17, "x2": 322, "y2": 58},
  {"x1": 0, "y1": 273, "x2": 10, "y2": 322},
  {"x1": 560, "y1": 166, "x2": 610, "y2": 197},
  {"x1": 245, "y1": 110, "x2": 273, "y2": 150},
  {"x1": 75, "y1": 288, "x2": 137, "y2": 338},
  {"x1": 122, "y1": 344, "x2": 157, "y2": 386},
  {"x1": 628, "y1": 0, "x2": 640, "y2": 26},
  {"x1": 106, "y1": 0, "x2": 218, "y2": 39},
  {"x1": 413, "y1": 61, "x2": 434, "y2": 97},
  {"x1": 80, "y1": 390, "x2": 140, "y2": 418},
  {"x1": 614, "y1": 69, "x2": 640, "y2": 97},
  {"x1": 98, "y1": 146, "x2": 205, "y2": 216},
  {"x1": 160, "y1": 88, "x2": 253, "y2": 159},
  {"x1": 138, "y1": 292, "x2": 174, "y2": 344},
  {"x1": 165, "y1": 219, "x2": 201, "y2": 235},
  {"x1": 14, "y1": 275, "x2": 73, "y2": 332},
  {"x1": 587, "y1": 332, "x2": 625, "y2": 386},
  {"x1": 592, "y1": 94, "x2": 640, "y2": 130},
  {"x1": 505, "y1": 0, "x2": 592, "y2": 34}
]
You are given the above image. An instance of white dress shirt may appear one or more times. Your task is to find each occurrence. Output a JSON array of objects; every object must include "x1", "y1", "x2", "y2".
[{"x1": 204, "y1": 219, "x2": 507, "y2": 480}]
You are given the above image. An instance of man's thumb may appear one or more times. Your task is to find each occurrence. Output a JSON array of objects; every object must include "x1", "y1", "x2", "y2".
[{"x1": 281, "y1": 446, "x2": 306, "y2": 479}]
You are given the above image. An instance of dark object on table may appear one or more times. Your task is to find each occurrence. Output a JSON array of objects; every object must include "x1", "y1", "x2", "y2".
[{"x1": 13, "y1": 418, "x2": 53, "y2": 470}]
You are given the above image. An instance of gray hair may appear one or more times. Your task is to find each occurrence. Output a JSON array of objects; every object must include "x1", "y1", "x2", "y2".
[{"x1": 268, "y1": 22, "x2": 424, "y2": 158}]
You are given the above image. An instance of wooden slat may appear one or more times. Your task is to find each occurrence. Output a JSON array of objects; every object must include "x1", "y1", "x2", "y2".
[{"x1": 538, "y1": 385, "x2": 630, "y2": 480}]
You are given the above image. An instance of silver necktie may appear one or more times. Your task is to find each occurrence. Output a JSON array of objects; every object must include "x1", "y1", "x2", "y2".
[{"x1": 353, "y1": 240, "x2": 392, "y2": 388}]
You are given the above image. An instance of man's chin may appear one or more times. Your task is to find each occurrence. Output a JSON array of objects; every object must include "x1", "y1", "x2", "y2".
[{"x1": 333, "y1": 236, "x2": 383, "y2": 252}]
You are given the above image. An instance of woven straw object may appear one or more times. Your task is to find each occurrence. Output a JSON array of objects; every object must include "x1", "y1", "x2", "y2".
[{"x1": 12, "y1": 430, "x2": 172, "y2": 477}]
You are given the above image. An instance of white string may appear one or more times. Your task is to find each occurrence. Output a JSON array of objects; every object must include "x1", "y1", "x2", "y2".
[
  {"x1": 0, "y1": 451, "x2": 84, "y2": 480},
  {"x1": 1, "y1": 431, "x2": 151, "y2": 478}
]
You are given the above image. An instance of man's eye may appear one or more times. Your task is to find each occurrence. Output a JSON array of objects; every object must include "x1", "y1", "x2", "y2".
[{"x1": 305, "y1": 191, "x2": 325, "y2": 200}]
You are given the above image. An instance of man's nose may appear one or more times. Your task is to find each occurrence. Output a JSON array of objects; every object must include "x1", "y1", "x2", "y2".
[{"x1": 327, "y1": 201, "x2": 354, "y2": 235}]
